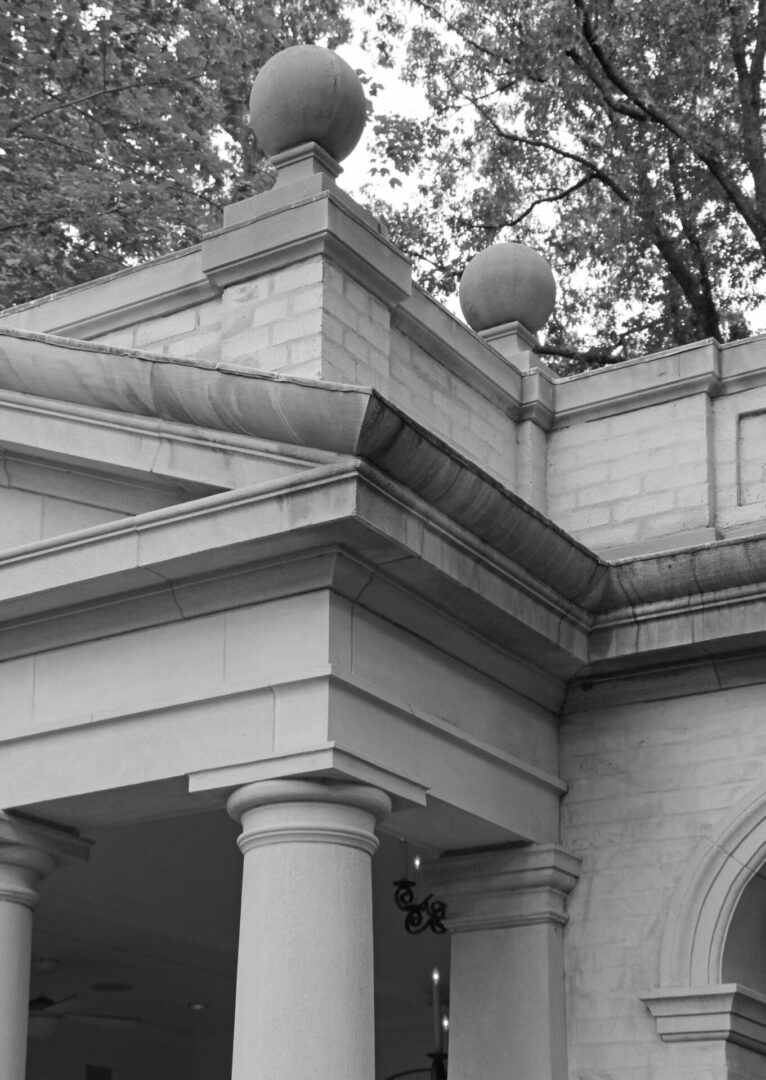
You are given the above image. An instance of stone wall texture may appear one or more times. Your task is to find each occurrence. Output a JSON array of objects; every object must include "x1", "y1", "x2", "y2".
[{"x1": 561, "y1": 672, "x2": 766, "y2": 1080}]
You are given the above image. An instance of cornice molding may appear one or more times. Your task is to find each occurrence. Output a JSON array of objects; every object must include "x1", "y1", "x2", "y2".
[
  {"x1": 2, "y1": 328, "x2": 766, "y2": 672},
  {"x1": 641, "y1": 984, "x2": 766, "y2": 1056},
  {"x1": 426, "y1": 844, "x2": 580, "y2": 933}
]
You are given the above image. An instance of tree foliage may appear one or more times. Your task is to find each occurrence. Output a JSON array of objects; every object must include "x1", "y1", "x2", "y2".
[
  {"x1": 0, "y1": 0, "x2": 349, "y2": 309},
  {"x1": 365, "y1": 0, "x2": 766, "y2": 369}
]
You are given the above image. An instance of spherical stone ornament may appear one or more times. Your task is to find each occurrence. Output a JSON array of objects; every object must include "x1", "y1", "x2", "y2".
[
  {"x1": 459, "y1": 242, "x2": 556, "y2": 333},
  {"x1": 249, "y1": 45, "x2": 367, "y2": 162}
]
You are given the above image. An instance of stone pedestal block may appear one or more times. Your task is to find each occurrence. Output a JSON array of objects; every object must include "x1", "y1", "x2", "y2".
[{"x1": 428, "y1": 844, "x2": 579, "y2": 1080}]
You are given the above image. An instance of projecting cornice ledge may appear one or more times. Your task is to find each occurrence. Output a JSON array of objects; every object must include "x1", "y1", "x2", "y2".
[
  {"x1": 1, "y1": 326, "x2": 763, "y2": 670},
  {"x1": 0, "y1": 325, "x2": 607, "y2": 612},
  {"x1": 642, "y1": 985, "x2": 766, "y2": 1056},
  {"x1": 589, "y1": 532, "x2": 766, "y2": 665}
]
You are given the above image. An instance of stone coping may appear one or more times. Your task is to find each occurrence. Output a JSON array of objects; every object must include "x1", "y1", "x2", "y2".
[
  {"x1": 2, "y1": 190, "x2": 765, "y2": 431},
  {"x1": 552, "y1": 335, "x2": 766, "y2": 427}
]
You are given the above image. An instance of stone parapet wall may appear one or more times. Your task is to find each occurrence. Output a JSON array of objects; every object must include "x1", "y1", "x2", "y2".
[
  {"x1": 549, "y1": 339, "x2": 766, "y2": 555},
  {"x1": 547, "y1": 393, "x2": 714, "y2": 556},
  {"x1": 3, "y1": 191, "x2": 766, "y2": 558},
  {"x1": 98, "y1": 296, "x2": 223, "y2": 362},
  {"x1": 389, "y1": 326, "x2": 517, "y2": 488}
]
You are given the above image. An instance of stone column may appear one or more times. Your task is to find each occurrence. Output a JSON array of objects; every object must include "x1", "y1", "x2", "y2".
[
  {"x1": 0, "y1": 844, "x2": 53, "y2": 1077},
  {"x1": 227, "y1": 779, "x2": 391, "y2": 1080},
  {"x1": 428, "y1": 844, "x2": 580, "y2": 1080},
  {"x1": 0, "y1": 815, "x2": 91, "y2": 1079}
]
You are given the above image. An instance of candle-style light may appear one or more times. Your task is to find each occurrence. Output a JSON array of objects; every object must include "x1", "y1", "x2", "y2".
[
  {"x1": 431, "y1": 968, "x2": 441, "y2": 1054},
  {"x1": 400, "y1": 839, "x2": 409, "y2": 882}
]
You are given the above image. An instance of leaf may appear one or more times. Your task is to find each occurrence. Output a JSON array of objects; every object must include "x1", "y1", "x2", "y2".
[
  {"x1": 0, "y1": 0, "x2": 351, "y2": 308},
  {"x1": 365, "y1": 0, "x2": 766, "y2": 369}
]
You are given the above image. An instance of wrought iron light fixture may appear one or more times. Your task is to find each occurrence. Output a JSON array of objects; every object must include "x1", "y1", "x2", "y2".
[{"x1": 393, "y1": 842, "x2": 447, "y2": 935}]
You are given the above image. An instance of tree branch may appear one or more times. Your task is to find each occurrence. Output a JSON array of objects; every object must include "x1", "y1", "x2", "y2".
[
  {"x1": 571, "y1": 0, "x2": 766, "y2": 247},
  {"x1": 460, "y1": 174, "x2": 595, "y2": 231},
  {"x1": 727, "y1": 1, "x2": 766, "y2": 216},
  {"x1": 539, "y1": 341, "x2": 623, "y2": 367},
  {"x1": 751, "y1": 0, "x2": 766, "y2": 89},
  {"x1": 408, "y1": 0, "x2": 516, "y2": 70},
  {"x1": 469, "y1": 95, "x2": 632, "y2": 203},
  {"x1": 0, "y1": 200, "x2": 128, "y2": 235},
  {"x1": 565, "y1": 47, "x2": 647, "y2": 120},
  {"x1": 5, "y1": 72, "x2": 205, "y2": 137}
]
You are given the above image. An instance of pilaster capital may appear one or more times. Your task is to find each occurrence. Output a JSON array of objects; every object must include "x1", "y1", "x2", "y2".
[
  {"x1": 426, "y1": 843, "x2": 581, "y2": 933},
  {"x1": 227, "y1": 779, "x2": 392, "y2": 858}
]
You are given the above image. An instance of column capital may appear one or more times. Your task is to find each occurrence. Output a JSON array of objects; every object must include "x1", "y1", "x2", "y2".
[
  {"x1": 0, "y1": 812, "x2": 91, "y2": 910},
  {"x1": 427, "y1": 843, "x2": 581, "y2": 933},
  {"x1": 227, "y1": 779, "x2": 392, "y2": 857}
]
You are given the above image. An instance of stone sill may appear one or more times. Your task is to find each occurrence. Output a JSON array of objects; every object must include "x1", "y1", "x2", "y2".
[{"x1": 642, "y1": 984, "x2": 766, "y2": 1056}]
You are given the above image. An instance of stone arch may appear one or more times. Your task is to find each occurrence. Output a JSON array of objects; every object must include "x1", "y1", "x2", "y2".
[
  {"x1": 659, "y1": 777, "x2": 766, "y2": 988},
  {"x1": 642, "y1": 779, "x2": 766, "y2": 1056}
]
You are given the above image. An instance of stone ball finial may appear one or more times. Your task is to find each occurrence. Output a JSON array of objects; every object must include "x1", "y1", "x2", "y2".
[
  {"x1": 459, "y1": 242, "x2": 556, "y2": 334},
  {"x1": 249, "y1": 45, "x2": 367, "y2": 162}
]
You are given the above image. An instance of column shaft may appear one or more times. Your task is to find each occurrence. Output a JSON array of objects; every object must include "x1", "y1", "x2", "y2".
[
  {"x1": 228, "y1": 779, "x2": 390, "y2": 1080},
  {"x1": 0, "y1": 848, "x2": 54, "y2": 1080}
]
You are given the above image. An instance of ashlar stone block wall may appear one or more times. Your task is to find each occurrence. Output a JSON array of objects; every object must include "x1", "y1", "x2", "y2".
[
  {"x1": 548, "y1": 341, "x2": 766, "y2": 556},
  {"x1": 561, "y1": 666, "x2": 766, "y2": 1080},
  {"x1": 547, "y1": 394, "x2": 714, "y2": 556}
]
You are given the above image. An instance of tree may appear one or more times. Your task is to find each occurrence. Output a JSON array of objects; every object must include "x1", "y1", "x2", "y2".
[
  {"x1": 0, "y1": 0, "x2": 349, "y2": 309},
  {"x1": 364, "y1": 0, "x2": 766, "y2": 369}
]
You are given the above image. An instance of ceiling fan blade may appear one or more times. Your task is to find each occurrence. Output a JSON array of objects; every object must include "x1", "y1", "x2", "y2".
[
  {"x1": 63, "y1": 1012, "x2": 141, "y2": 1028},
  {"x1": 29, "y1": 992, "x2": 78, "y2": 1014},
  {"x1": 29, "y1": 994, "x2": 55, "y2": 1014}
]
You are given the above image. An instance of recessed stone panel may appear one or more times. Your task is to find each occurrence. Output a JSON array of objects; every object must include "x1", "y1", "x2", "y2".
[{"x1": 738, "y1": 411, "x2": 766, "y2": 504}]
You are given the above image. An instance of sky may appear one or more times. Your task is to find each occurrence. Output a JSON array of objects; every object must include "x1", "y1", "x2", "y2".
[
  {"x1": 333, "y1": 10, "x2": 766, "y2": 342},
  {"x1": 334, "y1": 14, "x2": 429, "y2": 206}
]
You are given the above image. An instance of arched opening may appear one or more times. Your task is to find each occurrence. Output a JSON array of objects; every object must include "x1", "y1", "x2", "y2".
[
  {"x1": 642, "y1": 780, "x2": 766, "y2": 1057},
  {"x1": 722, "y1": 863, "x2": 766, "y2": 995}
]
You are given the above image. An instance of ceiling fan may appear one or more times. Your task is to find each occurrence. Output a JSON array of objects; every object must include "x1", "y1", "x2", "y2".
[{"x1": 28, "y1": 960, "x2": 141, "y2": 1040}]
